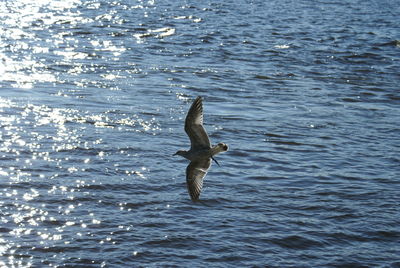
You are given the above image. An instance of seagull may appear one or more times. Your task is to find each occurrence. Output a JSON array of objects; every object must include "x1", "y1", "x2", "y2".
[{"x1": 174, "y1": 96, "x2": 228, "y2": 201}]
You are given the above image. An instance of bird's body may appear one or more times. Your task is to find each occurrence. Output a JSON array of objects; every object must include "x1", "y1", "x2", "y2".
[
  {"x1": 174, "y1": 96, "x2": 228, "y2": 201},
  {"x1": 175, "y1": 143, "x2": 228, "y2": 162}
]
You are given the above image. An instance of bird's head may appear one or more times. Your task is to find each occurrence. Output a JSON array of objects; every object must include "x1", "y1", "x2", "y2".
[{"x1": 173, "y1": 150, "x2": 187, "y2": 157}]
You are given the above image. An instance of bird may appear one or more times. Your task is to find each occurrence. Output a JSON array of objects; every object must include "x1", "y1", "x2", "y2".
[{"x1": 174, "y1": 96, "x2": 228, "y2": 201}]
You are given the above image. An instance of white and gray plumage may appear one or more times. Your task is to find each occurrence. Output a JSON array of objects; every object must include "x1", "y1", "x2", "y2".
[{"x1": 174, "y1": 96, "x2": 228, "y2": 201}]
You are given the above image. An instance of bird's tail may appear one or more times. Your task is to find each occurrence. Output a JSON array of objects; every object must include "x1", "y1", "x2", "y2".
[{"x1": 211, "y1": 143, "x2": 228, "y2": 156}]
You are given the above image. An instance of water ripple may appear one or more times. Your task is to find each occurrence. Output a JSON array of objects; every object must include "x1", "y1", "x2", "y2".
[{"x1": 1, "y1": 0, "x2": 400, "y2": 267}]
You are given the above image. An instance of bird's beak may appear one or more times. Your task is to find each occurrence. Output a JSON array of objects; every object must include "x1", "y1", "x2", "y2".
[{"x1": 172, "y1": 152, "x2": 177, "y2": 156}]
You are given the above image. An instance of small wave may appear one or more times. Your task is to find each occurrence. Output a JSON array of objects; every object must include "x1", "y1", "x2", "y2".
[{"x1": 270, "y1": 235, "x2": 325, "y2": 249}]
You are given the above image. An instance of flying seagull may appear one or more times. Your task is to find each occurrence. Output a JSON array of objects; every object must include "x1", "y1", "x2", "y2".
[{"x1": 174, "y1": 96, "x2": 228, "y2": 201}]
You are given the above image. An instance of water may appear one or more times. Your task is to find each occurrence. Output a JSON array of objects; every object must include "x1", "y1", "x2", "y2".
[{"x1": 1, "y1": 0, "x2": 399, "y2": 267}]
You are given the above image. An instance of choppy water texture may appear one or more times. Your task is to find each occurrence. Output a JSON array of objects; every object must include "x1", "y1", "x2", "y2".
[{"x1": 1, "y1": 0, "x2": 400, "y2": 267}]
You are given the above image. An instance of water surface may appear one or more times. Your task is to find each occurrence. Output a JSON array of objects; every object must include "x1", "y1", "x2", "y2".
[{"x1": 1, "y1": 0, "x2": 399, "y2": 267}]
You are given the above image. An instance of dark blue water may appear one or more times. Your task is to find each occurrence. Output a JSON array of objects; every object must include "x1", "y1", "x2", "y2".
[{"x1": 1, "y1": 0, "x2": 399, "y2": 267}]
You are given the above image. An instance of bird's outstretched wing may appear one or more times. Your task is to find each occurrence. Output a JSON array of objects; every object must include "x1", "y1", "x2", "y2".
[
  {"x1": 186, "y1": 158, "x2": 211, "y2": 201},
  {"x1": 185, "y1": 96, "x2": 211, "y2": 150}
]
